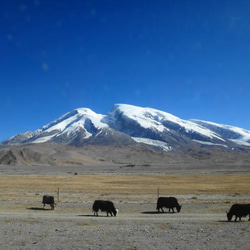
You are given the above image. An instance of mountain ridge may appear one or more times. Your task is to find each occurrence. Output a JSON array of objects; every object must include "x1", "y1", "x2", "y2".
[{"x1": 2, "y1": 104, "x2": 250, "y2": 153}]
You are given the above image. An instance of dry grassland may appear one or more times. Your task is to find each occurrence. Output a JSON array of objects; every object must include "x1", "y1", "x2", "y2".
[{"x1": 0, "y1": 174, "x2": 249, "y2": 203}]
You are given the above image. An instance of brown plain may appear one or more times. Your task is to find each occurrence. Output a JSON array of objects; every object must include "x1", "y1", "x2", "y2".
[{"x1": 0, "y1": 174, "x2": 249, "y2": 203}]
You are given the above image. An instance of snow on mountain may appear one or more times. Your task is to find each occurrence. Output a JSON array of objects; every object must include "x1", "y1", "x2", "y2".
[
  {"x1": 32, "y1": 108, "x2": 109, "y2": 144},
  {"x1": 2, "y1": 104, "x2": 250, "y2": 151},
  {"x1": 108, "y1": 104, "x2": 223, "y2": 141},
  {"x1": 5, "y1": 130, "x2": 41, "y2": 145},
  {"x1": 108, "y1": 104, "x2": 167, "y2": 132},
  {"x1": 191, "y1": 120, "x2": 250, "y2": 147},
  {"x1": 43, "y1": 108, "x2": 107, "y2": 133},
  {"x1": 6, "y1": 108, "x2": 108, "y2": 145},
  {"x1": 133, "y1": 137, "x2": 172, "y2": 151}
]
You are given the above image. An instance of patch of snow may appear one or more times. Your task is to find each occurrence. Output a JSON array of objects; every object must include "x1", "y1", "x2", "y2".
[
  {"x1": 32, "y1": 135, "x2": 56, "y2": 144},
  {"x1": 229, "y1": 139, "x2": 250, "y2": 146},
  {"x1": 133, "y1": 137, "x2": 172, "y2": 151},
  {"x1": 192, "y1": 139, "x2": 228, "y2": 148}
]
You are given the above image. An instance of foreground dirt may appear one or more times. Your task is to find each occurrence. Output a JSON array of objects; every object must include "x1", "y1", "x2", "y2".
[{"x1": 1, "y1": 199, "x2": 250, "y2": 250}]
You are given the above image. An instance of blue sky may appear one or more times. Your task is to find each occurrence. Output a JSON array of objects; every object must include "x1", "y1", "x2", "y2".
[{"x1": 1, "y1": 0, "x2": 250, "y2": 141}]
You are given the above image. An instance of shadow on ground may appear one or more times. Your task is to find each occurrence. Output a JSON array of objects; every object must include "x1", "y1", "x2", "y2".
[
  {"x1": 27, "y1": 207, "x2": 54, "y2": 211},
  {"x1": 141, "y1": 211, "x2": 176, "y2": 214},
  {"x1": 217, "y1": 220, "x2": 249, "y2": 223},
  {"x1": 78, "y1": 214, "x2": 116, "y2": 217}
]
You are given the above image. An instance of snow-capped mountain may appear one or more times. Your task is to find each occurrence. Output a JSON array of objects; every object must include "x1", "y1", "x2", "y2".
[{"x1": 2, "y1": 104, "x2": 250, "y2": 152}]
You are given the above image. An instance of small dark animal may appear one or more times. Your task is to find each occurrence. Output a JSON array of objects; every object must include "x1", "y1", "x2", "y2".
[
  {"x1": 92, "y1": 200, "x2": 118, "y2": 216},
  {"x1": 42, "y1": 195, "x2": 55, "y2": 210},
  {"x1": 156, "y1": 197, "x2": 181, "y2": 213},
  {"x1": 227, "y1": 204, "x2": 250, "y2": 222}
]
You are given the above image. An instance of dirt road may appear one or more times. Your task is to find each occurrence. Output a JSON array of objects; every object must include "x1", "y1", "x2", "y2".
[{"x1": 1, "y1": 200, "x2": 250, "y2": 250}]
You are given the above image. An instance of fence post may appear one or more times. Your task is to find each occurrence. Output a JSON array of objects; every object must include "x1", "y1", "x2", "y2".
[{"x1": 57, "y1": 188, "x2": 59, "y2": 203}]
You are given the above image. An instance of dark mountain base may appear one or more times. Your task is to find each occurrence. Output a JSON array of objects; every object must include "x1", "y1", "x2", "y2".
[{"x1": 0, "y1": 143, "x2": 249, "y2": 175}]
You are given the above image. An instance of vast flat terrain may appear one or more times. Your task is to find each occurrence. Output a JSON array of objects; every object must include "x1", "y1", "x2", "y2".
[
  {"x1": 1, "y1": 171, "x2": 250, "y2": 249},
  {"x1": 1, "y1": 174, "x2": 250, "y2": 201}
]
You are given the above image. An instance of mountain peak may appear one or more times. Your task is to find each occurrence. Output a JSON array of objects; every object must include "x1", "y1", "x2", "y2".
[{"x1": 2, "y1": 104, "x2": 250, "y2": 152}]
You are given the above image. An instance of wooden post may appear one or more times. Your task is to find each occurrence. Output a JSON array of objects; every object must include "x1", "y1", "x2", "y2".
[{"x1": 57, "y1": 188, "x2": 59, "y2": 203}]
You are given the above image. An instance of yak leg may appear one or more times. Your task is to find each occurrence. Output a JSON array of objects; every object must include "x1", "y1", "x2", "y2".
[{"x1": 169, "y1": 207, "x2": 174, "y2": 213}]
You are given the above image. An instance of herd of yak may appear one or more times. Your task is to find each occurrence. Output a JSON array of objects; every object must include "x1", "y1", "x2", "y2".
[{"x1": 42, "y1": 195, "x2": 250, "y2": 222}]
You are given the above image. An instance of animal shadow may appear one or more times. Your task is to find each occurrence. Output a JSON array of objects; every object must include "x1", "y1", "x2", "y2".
[
  {"x1": 27, "y1": 207, "x2": 53, "y2": 211},
  {"x1": 77, "y1": 214, "x2": 96, "y2": 217},
  {"x1": 78, "y1": 214, "x2": 116, "y2": 217},
  {"x1": 217, "y1": 220, "x2": 248, "y2": 223},
  {"x1": 141, "y1": 211, "x2": 165, "y2": 214}
]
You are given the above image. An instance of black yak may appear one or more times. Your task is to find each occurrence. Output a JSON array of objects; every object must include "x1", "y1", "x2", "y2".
[
  {"x1": 227, "y1": 204, "x2": 250, "y2": 222},
  {"x1": 42, "y1": 195, "x2": 55, "y2": 210},
  {"x1": 92, "y1": 200, "x2": 118, "y2": 216},
  {"x1": 156, "y1": 197, "x2": 181, "y2": 213}
]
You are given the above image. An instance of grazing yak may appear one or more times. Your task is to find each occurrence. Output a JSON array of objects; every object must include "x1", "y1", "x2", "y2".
[
  {"x1": 42, "y1": 195, "x2": 55, "y2": 210},
  {"x1": 227, "y1": 204, "x2": 250, "y2": 222},
  {"x1": 157, "y1": 197, "x2": 181, "y2": 213},
  {"x1": 92, "y1": 200, "x2": 118, "y2": 216}
]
